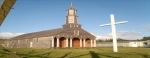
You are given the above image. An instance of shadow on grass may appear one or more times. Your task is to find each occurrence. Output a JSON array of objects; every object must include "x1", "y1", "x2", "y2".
[
  {"x1": 89, "y1": 51, "x2": 100, "y2": 58},
  {"x1": 98, "y1": 53, "x2": 121, "y2": 58},
  {"x1": 1, "y1": 48, "x2": 21, "y2": 58},
  {"x1": 132, "y1": 52, "x2": 150, "y2": 58},
  {"x1": 17, "y1": 51, "x2": 53, "y2": 58},
  {"x1": 69, "y1": 51, "x2": 121, "y2": 58},
  {"x1": 70, "y1": 53, "x2": 90, "y2": 58},
  {"x1": 27, "y1": 50, "x2": 35, "y2": 54},
  {"x1": 141, "y1": 54, "x2": 150, "y2": 58},
  {"x1": 2, "y1": 49, "x2": 11, "y2": 52},
  {"x1": 0, "y1": 51, "x2": 10, "y2": 55},
  {"x1": 0, "y1": 51, "x2": 9, "y2": 57},
  {"x1": 89, "y1": 51, "x2": 122, "y2": 58},
  {"x1": 60, "y1": 52, "x2": 71, "y2": 58}
]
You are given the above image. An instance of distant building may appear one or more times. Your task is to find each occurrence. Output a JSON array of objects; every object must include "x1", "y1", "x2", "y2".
[
  {"x1": 128, "y1": 40, "x2": 150, "y2": 47},
  {"x1": 4, "y1": 3, "x2": 96, "y2": 48},
  {"x1": 96, "y1": 40, "x2": 150, "y2": 47}
]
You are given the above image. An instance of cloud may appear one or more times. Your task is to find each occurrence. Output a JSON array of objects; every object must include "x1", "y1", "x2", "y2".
[
  {"x1": 142, "y1": 24, "x2": 150, "y2": 31},
  {"x1": 148, "y1": 28, "x2": 150, "y2": 31},
  {"x1": 0, "y1": 32, "x2": 25, "y2": 39},
  {"x1": 146, "y1": 24, "x2": 150, "y2": 31},
  {"x1": 148, "y1": 24, "x2": 150, "y2": 31},
  {"x1": 92, "y1": 30, "x2": 141, "y2": 40},
  {"x1": 141, "y1": 24, "x2": 150, "y2": 26}
]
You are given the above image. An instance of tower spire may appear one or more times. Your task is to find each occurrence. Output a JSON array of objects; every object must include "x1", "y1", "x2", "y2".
[
  {"x1": 71, "y1": 2, "x2": 73, "y2": 7},
  {"x1": 63, "y1": 2, "x2": 82, "y2": 29}
]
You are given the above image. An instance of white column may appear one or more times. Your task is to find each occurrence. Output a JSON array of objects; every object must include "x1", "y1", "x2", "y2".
[
  {"x1": 52, "y1": 38, "x2": 54, "y2": 48},
  {"x1": 83, "y1": 39, "x2": 85, "y2": 47},
  {"x1": 91, "y1": 39, "x2": 93, "y2": 47},
  {"x1": 70, "y1": 38, "x2": 72, "y2": 47},
  {"x1": 57, "y1": 38, "x2": 59, "y2": 47},
  {"x1": 66, "y1": 38, "x2": 68, "y2": 47},
  {"x1": 80, "y1": 39, "x2": 82, "y2": 47},
  {"x1": 94, "y1": 39, "x2": 96, "y2": 47},
  {"x1": 30, "y1": 42, "x2": 33, "y2": 48}
]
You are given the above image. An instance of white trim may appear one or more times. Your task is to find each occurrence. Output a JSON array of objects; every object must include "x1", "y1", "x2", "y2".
[
  {"x1": 80, "y1": 39, "x2": 82, "y2": 47},
  {"x1": 57, "y1": 38, "x2": 59, "y2": 47},
  {"x1": 70, "y1": 38, "x2": 72, "y2": 47},
  {"x1": 83, "y1": 39, "x2": 85, "y2": 47},
  {"x1": 66, "y1": 38, "x2": 68, "y2": 47},
  {"x1": 30, "y1": 42, "x2": 33, "y2": 48}
]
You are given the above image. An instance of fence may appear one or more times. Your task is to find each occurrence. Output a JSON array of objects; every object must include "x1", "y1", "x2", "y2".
[{"x1": 96, "y1": 42, "x2": 129, "y2": 47}]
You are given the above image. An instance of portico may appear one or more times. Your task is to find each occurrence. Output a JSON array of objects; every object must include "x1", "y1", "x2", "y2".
[{"x1": 51, "y1": 36, "x2": 96, "y2": 48}]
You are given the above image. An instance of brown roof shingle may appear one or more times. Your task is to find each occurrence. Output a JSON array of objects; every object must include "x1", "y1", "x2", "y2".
[
  {"x1": 10, "y1": 28, "x2": 64, "y2": 40},
  {"x1": 10, "y1": 27, "x2": 96, "y2": 40}
]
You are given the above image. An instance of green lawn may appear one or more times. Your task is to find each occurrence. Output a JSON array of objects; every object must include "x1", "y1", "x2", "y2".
[{"x1": 0, "y1": 47, "x2": 150, "y2": 58}]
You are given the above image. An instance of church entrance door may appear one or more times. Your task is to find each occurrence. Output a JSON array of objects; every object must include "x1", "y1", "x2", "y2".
[
  {"x1": 72, "y1": 37, "x2": 80, "y2": 48},
  {"x1": 59, "y1": 37, "x2": 66, "y2": 48},
  {"x1": 85, "y1": 38, "x2": 91, "y2": 47}
]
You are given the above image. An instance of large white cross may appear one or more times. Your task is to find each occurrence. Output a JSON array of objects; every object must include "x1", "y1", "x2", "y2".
[{"x1": 100, "y1": 14, "x2": 128, "y2": 52}]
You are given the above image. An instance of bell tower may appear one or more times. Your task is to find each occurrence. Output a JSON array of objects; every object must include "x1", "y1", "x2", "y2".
[
  {"x1": 66, "y1": 2, "x2": 78, "y2": 24},
  {"x1": 63, "y1": 2, "x2": 82, "y2": 29}
]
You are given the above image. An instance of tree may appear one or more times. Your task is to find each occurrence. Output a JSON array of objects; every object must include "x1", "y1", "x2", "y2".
[{"x1": 142, "y1": 36, "x2": 150, "y2": 41}]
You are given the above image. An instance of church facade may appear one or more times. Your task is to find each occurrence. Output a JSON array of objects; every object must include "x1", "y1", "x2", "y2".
[{"x1": 4, "y1": 3, "x2": 96, "y2": 48}]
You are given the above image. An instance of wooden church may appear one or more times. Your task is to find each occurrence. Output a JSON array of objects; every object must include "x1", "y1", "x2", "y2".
[{"x1": 4, "y1": 2, "x2": 96, "y2": 48}]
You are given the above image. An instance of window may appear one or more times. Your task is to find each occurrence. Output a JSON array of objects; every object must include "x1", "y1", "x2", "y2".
[
  {"x1": 74, "y1": 30, "x2": 79, "y2": 35},
  {"x1": 69, "y1": 10, "x2": 74, "y2": 15},
  {"x1": 68, "y1": 16, "x2": 74, "y2": 23},
  {"x1": 143, "y1": 42, "x2": 148, "y2": 45},
  {"x1": 77, "y1": 30, "x2": 79, "y2": 35}
]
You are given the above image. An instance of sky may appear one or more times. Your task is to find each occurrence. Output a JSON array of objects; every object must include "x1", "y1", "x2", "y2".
[{"x1": 0, "y1": 0, "x2": 150, "y2": 40}]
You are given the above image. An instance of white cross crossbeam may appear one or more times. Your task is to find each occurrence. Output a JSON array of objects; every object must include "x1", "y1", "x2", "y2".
[{"x1": 100, "y1": 14, "x2": 128, "y2": 52}]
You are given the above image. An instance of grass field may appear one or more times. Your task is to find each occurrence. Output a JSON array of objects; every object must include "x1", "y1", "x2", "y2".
[{"x1": 0, "y1": 47, "x2": 150, "y2": 58}]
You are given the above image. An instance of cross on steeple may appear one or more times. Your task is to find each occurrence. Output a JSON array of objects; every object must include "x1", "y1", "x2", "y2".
[{"x1": 71, "y1": 2, "x2": 73, "y2": 7}]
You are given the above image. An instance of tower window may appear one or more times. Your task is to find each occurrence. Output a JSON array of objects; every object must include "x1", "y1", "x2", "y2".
[
  {"x1": 77, "y1": 30, "x2": 79, "y2": 35},
  {"x1": 69, "y1": 10, "x2": 74, "y2": 15},
  {"x1": 68, "y1": 16, "x2": 74, "y2": 23}
]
